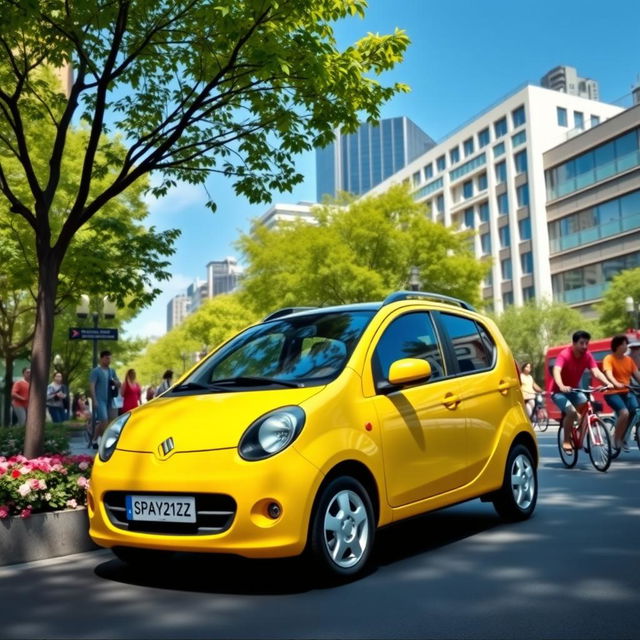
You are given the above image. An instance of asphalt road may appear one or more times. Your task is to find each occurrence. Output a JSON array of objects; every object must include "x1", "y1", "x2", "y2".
[{"x1": 2, "y1": 427, "x2": 639, "y2": 640}]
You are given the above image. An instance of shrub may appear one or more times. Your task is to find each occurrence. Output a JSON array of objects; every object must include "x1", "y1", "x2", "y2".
[{"x1": 0, "y1": 424, "x2": 69, "y2": 458}]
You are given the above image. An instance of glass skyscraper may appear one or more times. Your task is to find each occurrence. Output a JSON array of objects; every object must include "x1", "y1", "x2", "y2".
[{"x1": 316, "y1": 117, "x2": 435, "y2": 201}]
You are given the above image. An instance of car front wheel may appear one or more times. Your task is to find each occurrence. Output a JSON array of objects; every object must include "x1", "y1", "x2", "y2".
[
  {"x1": 492, "y1": 444, "x2": 537, "y2": 521},
  {"x1": 309, "y1": 476, "x2": 375, "y2": 578}
]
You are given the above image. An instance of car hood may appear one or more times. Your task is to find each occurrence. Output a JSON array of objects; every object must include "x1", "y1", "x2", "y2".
[{"x1": 116, "y1": 387, "x2": 324, "y2": 453}]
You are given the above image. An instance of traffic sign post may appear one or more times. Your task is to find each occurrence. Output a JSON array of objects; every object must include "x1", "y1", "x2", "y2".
[{"x1": 69, "y1": 328, "x2": 118, "y2": 340}]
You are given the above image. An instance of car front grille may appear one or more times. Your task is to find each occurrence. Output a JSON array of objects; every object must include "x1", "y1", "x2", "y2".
[{"x1": 103, "y1": 491, "x2": 236, "y2": 536}]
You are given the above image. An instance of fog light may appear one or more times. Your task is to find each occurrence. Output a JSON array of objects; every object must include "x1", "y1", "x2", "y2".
[{"x1": 267, "y1": 502, "x2": 281, "y2": 519}]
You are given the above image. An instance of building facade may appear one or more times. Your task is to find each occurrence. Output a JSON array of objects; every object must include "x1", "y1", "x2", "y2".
[
  {"x1": 544, "y1": 103, "x2": 640, "y2": 313},
  {"x1": 256, "y1": 202, "x2": 316, "y2": 229},
  {"x1": 316, "y1": 117, "x2": 436, "y2": 201},
  {"x1": 166, "y1": 294, "x2": 190, "y2": 331},
  {"x1": 206, "y1": 257, "x2": 242, "y2": 297},
  {"x1": 541, "y1": 66, "x2": 599, "y2": 101},
  {"x1": 363, "y1": 85, "x2": 623, "y2": 312}
]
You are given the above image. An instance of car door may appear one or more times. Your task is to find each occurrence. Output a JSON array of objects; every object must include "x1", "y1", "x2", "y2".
[
  {"x1": 435, "y1": 312, "x2": 517, "y2": 481},
  {"x1": 370, "y1": 311, "x2": 468, "y2": 507}
]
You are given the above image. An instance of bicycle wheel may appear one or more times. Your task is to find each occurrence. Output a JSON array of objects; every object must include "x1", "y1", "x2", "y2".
[
  {"x1": 587, "y1": 418, "x2": 611, "y2": 472},
  {"x1": 538, "y1": 409, "x2": 549, "y2": 432},
  {"x1": 557, "y1": 423, "x2": 578, "y2": 468},
  {"x1": 603, "y1": 416, "x2": 620, "y2": 459}
]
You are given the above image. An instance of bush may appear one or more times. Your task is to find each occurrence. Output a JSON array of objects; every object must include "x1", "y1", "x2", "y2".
[
  {"x1": 0, "y1": 454, "x2": 93, "y2": 518},
  {"x1": 0, "y1": 424, "x2": 69, "y2": 458}
]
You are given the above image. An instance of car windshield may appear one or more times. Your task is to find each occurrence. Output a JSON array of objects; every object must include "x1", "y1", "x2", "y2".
[{"x1": 174, "y1": 310, "x2": 375, "y2": 391}]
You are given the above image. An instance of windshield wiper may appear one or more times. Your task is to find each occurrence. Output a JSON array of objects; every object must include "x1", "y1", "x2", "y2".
[
  {"x1": 172, "y1": 381, "x2": 229, "y2": 392},
  {"x1": 210, "y1": 376, "x2": 303, "y2": 388}
]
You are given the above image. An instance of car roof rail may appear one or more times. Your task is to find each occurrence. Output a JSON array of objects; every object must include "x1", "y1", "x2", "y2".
[
  {"x1": 382, "y1": 290, "x2": 476, "y2": 312},
  {"x1": 262, "y1": 306, "x2": 318, "y2": 322}
]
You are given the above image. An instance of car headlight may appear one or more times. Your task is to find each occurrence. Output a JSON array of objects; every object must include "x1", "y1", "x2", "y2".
[
  {"x1": 239, "y1": 406, "x2": 306, "y2": 461},
  {"x1": 98, "y1": 412, "x2": 131, "y2": 462}
]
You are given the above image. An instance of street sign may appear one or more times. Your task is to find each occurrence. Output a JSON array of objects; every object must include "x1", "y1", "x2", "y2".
[{"x1": 69, "y1": 327, "x2": 118, "y2": 340}]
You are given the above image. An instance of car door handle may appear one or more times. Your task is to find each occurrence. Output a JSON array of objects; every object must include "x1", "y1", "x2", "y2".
[
  {"x1": 442, "y1": 393, "x2": 460, "y2": 409},
  {"x1": 498, "y1": 379, "x2": 513, "y2": 393}
]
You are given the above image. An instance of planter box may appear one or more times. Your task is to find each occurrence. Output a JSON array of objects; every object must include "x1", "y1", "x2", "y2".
[{"x1": 0, "y1": 508, "x2": 98, "y2": 566}]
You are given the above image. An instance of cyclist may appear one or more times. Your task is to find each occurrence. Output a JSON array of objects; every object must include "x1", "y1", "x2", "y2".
[
  {"x1": 520, "y1": 362, "x2": 542, "y2": 419},
  {"x1": 602, "y1": 335, "x2": 640, "y2": 451},
  {"x1": 550, "y1": 330, "x2": 613, "y2": 453}
]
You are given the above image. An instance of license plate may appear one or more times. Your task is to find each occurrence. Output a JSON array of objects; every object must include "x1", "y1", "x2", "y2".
[{"x1": 125, "y1": 495, "x2": 196, "y2": 523}]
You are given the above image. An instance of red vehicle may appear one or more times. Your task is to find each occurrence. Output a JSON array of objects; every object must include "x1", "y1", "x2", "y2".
[{"x1": 543, "y1": 331, "x2": 640, "y2": 421}]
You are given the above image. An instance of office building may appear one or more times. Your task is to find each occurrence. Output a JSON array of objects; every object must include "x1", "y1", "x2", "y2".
[
  {"x1": 363, "y1": 85, "x2": 623, "y2": 312},
  {"x1": 544, "y1": 103, "x2": 640, "y2": 313},
  {"x1": 206, "y1": 257, "x2": 242, "y2": 297},
  {"x1": 166, "y1": 295, "x2": 190, "y2": 331},
  {"x1": 541, "y1": 66, "x2": 599, "y2": 101},
  {"x1": 316, "y1": 117, "x2": 436, "y2": 200},
  {"x1": 256, "y1": 202, "x2": 316, "y2": 229}
]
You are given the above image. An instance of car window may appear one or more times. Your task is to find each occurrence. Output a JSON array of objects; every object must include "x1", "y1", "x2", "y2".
[
  {"x1": 477, "y1": 322, "x2": 497, "y2": 367},
  {"x1": 373, "y1": 312, "x2": 445, "y2": 384},
  {"x1": 440, "y1": 313, "x2": 492, "y2": 373}
]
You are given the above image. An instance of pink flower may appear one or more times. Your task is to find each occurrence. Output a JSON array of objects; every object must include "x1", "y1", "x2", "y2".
[
  {"x1": 18, "y1": 482, "x2": 31, "y2": 497},
  {"x1": 66, "y1": 499, "x2": 78, "y2": 509},
  {"x1": 0, "y1": 505, "x2": 9, "y2": 519},
  {"x1": 78, "y1": 461, "x2": 89, "y2": 471},
  {"x1": 77, "y1": 476, "x2": 89, "y2": 489},
  {"x1": 20, "y1": 507, "x2": 32, "y2": 519},
  {"x1": 29, "y1": 478, "x2": 42, "y2": 490},
  {"x1": 11, "y1": 469, "x2": 21, "y2": 479}
]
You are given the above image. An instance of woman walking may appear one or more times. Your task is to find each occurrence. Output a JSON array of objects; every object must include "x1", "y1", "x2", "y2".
[
  {"x1": 46, "y1": 372, "x2": 68, "y2": 424},
  {"x1": 121, "y1": 369, "x2": 142, "y2": 413}
]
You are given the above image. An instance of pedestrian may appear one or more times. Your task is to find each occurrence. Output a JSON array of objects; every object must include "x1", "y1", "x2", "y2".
[
  {"x1": 89, "y1": 350, "x2": 121, "y2": 449},
  {"x1": 156, "y1": 369, "x2": 173, "y2": 395},
  {"x1": 73, "y1": 392, "x2": 91, "y2": 422},
  {"x1": 121, "y1": 369, "x2": 142, "y2": 412},
  {"x1": 11, "y1": 367, "x2": 31, "y2": 426},
  {"x1": 145, "y1": 385, "x2": 156, "y2": 402},
  {"x1": 520, "y1": 362, "x2": 542, "y2": 419},
  {"x1": 46, "y1": 372, "x2": 68, "y2": 424}
]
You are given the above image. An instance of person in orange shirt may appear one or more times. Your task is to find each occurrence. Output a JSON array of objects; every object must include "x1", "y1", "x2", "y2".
[
  {"x1": 11, "y1": 367, "x2": 31, "y2": 426},
  {"x1": 602, "y1": 335, "x2": 640, "y2": 451}
]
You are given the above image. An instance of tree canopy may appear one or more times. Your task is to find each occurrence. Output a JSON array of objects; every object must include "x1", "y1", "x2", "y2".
[{"x1": 596, "y1": 267, "x2": 640, "y2": 336}]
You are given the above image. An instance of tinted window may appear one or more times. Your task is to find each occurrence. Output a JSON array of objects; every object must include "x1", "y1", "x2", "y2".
[
  {"x1": 373, "y1": 313, "x2": 445, "y2": 384},
  {"x1": 440, "y1": 314, "x2": 493, "y2": 373}
]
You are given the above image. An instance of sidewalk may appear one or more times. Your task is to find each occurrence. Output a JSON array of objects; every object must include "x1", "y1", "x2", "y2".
[{"x1": 67, "y1": 429, "x2": 97, "y2": 457}]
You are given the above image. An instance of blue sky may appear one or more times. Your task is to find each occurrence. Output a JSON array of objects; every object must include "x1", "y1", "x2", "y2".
[{"x1": 127, "y1": 0, "x2": 640, "y2": 338}]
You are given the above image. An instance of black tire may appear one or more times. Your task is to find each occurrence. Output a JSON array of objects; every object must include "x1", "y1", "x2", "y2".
[
  {"x1": 492, "y1": 444, "x2": 537, "y2": 521},
  {"x1": 557, "y1": 422, "x2": 578, "y2": 468},
  {"x1": 587, "y1": 418, "x2": 611, "y2": 472},
  {"x1": 112, "y1": 546, "x2": 175, "y2": 568},
  {"x1": 309, "y1": 476, "x2": 375, "y2": 578},
  {"x1": 603, "y1": 416, "x2": 620, "y2": 459}
]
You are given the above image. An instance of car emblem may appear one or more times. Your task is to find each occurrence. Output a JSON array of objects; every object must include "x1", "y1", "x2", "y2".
[{"x1": 158, "y1": 437, "x2": 175, "y2": 458}]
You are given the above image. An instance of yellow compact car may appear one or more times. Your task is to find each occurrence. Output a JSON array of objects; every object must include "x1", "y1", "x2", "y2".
[{"x1": 88, "y1": 291, "x2": 537, "y2": 577}]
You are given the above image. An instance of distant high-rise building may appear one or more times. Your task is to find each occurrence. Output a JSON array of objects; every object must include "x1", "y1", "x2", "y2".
[
  {"x1": 166, "y1": 294, "x2": 190, "y2": 331},
  {"x1": 207, "y1": 257, "x2": 242, "y2": 297},
  {"x1": 316, "y1": 116, "x2": 436, "y2": 201},
  {"x1": 541, "y1": 66, "x2": 599, "y2": 101},
  {"x1": 256, "y1": 202, "x2": 316, "y2": 229},
  {"x1": 186, "y1": 279, "x2": 208, "y2": 313}
]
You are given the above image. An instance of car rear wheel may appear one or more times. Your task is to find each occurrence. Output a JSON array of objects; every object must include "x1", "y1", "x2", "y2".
[
  {"x1": 112, "y1": 546, "x2": 175, "y2": 568},
  {"x1": 309, "y1": 476, "x2": 375, "y2": 578},
  {"x1": 492, "y1": 444, "x2": 537, "y2": 521}
]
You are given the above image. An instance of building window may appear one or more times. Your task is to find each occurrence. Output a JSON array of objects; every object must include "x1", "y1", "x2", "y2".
[
  {"x1": 512, "y1": 130, "x2": 527, "y2": 147},
  {"x1": 501, "y1": 258, "x2": 512, "y2": 280},
  {"x1": 424, "y1": 163, "x2": 433, "y2": 179},
  {"x1": 493, "y1": 142, "x2": 505, "y2": 158},
  {"x1": 463, "y1": 137, "x2": 474, "y2": 157},
  {"x1": 521, "y1": 251, "x2": 533, "y2": 274},
  {"x1": 503, "y1": 292, "x2": 514, "y2": 307},
  {"x1": 518, "y1": 217, "x2": 532, "y2": 240},
  {"x1": 436, "y1": 194, "x2": 444, "y2": 214},
  {"x1": 436, "y1": 155, "x2": 446, "y2": 172},
  {"x1": 484, "y1": 271, "x2": 493, "y2": 287},
  {"x1": 477, "y1": 172, "x2": 488, "y2": 191},
  {"x1": 450, "y1": 146, "x2": 460, "y2": 164},
  {"x1": 591, "y1": 115, "x2": 601, "y2": 127},
  {"x1": 574, "y1": 111, "x2": 584, "y2": 130},
  {"x1": 449, "y1": 153, "x2": 487, "y2": 181},
  {"x1": 514, "y1": 150, "x2": 528, "y2": 174},
  {"x1": 481, "y1": 232, "x2": 492, "y2": 254},
  {"x1": 495, "y1": 160, "x2": 507, "y2": 183},
  {"x1": 522, "y1": 286, "x2": 535, "y2": 301},
  {"x1": 412, "y1": 171, "x2": 421, "y2": 187},
  {"x1": 497, "y1": 192, "x2": 509, "y2": 215},
  {"x1": 494, "y1": 116, "x2": 507, "y2": 138},
  {"x1": 479, "y1": 201, "x2": 490, "y2": 222},
  {"x1": 499, "y1": 224, "x2": 510, "y2": 248},
  {"x1": 464, "y1": 207, "x2": 475, "y2": 229},
  {"x1": 478, "y1": 127, "x2": 490, "y2": 148},
  {"x1": 463, "y1": 180, "x2": 473, "y2": 199},
  {"x1": 516, "y1": 183, "x2": 530, "y2": 207},
  {"x1": 512, "y1": 105, "x2": 526, "y2": 128},
  {"x1": 557, "y1": 106, "x2": 568, "y2": 127}
]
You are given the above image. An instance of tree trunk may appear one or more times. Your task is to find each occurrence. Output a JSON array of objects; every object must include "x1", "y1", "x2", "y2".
[
  {"x1": 3, "y1": 355, "x2": 14, "y2": 427},
  {"x1": 23, "y1": 253, "x2": 60, "y2": 458}
]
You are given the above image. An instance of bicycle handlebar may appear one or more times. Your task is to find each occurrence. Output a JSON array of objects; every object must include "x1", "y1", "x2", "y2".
[{"x1": 569, "y1": 386, "x2": 610, "y2": 394}]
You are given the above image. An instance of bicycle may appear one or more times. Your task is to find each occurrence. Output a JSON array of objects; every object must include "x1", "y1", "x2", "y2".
[
  {"x1": 530, "y1": 392, "x2": 549, "y2": 432},
  {"x1": 602, "y1": 386, "x2": 640, "y2": 459},
  {"x1": 557, "y1": 387, "x2": 612, "y2": 472}
]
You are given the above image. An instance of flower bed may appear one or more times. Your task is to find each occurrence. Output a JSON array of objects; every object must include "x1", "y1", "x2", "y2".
[{"x1": 0, "y1": 454, "x2": 93, "y2": 519}]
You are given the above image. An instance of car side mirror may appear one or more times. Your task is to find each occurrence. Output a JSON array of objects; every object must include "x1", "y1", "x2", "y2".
[{"x1": 388, "y1": 358, "x2": 432, "y2": 386}]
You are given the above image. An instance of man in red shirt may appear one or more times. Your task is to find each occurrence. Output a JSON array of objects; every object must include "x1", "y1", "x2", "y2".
[
  {"x1": 551, "y1": 331, "x2": 612, "y2": 453},
  {"x1": 11, "y1": 367, "x2": 31, "y2": 426}
]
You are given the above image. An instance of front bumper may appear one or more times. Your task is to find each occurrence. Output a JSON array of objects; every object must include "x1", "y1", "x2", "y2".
[{"x1": 88, "y1": 446, "x2": 323, "y2": 558}]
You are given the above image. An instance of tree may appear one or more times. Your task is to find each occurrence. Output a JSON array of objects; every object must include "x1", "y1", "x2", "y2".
[
  {"x1": 492, "y1": 300, "x2": 601, "y2": 381},
  {"x1": 237, "y1": 185, "x2": 490, "y2": 314},
  {"x1": 596, "y1": 267, "x2": 640, "y2": 336},
  {"x1": 0, "y1": 0, "x2": 408, "y2": 457}
]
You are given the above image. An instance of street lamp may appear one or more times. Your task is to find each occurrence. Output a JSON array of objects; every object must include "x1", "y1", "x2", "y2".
[
  {"x1": 53, "y1": 354, "x2": 64, "y2": 372},
  {"x1": 625, "y1": 296, "x2": 639, "y2": 331},
  {"x1": 408, "y1": 266, "x2": 421, "y2": 292}
]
